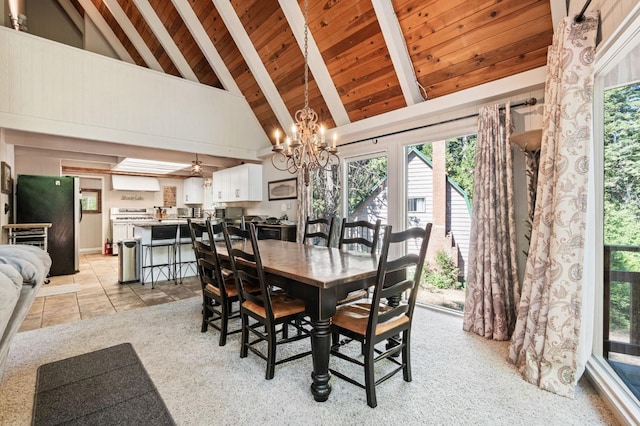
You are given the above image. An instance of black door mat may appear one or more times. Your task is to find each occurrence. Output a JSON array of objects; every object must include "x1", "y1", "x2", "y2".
[{"x1": 33, "y1": 343, "x2": 175, "y2": 426}]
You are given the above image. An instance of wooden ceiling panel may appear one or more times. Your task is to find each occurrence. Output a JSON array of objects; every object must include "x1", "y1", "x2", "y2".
[
  {"x1": 71, "y1": 0, "x2": 85, "y2": 16},
  {"x1": 395, "y1": 0, "x2": 552, "y2": 100},
  {"x1": 90, "y1": 0, "x2": 146, "y2": 67},
  {"x1": 147, "y1": 0, "x2": 221, "y2": 88},
  {"x1": 232, "y1": 1, "x2": 335, "y2": 131},
  {"x1": 420, "y1": 30, "x2": 553, "y2": 87},
  {"x1": 57, "y1": 0, "x2": 555, "y2": 149},
  {"x1": 190, "y1": 0, "x2": 279, "y2": 142},
  {"x1": 310, "y1": 0, "x2": 404, "y2": 121},
  {"x1": 115, "y1": 0, "x2": 181, "y2": 77},
  {"x1": 426, "y1": 46, "x2": 549, "y2": 98},
  {"x1": 417, "y1": 1, "x2": 550, "y2": 59}
]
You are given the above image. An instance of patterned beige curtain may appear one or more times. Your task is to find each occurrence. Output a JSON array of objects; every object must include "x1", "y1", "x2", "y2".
[
  {"x1": 507, "y1": 12, "x2": 599, "y2": 398},
  {"x1": 522, "y1": 150, "x2": 540, "y2": 256},
  {"x1": 463, "y1": 104, "x2": 520, "y2": 341}
]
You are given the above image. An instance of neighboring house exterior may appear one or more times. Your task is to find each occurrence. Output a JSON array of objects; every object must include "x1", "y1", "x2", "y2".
[{"x1": 349, "y1": 147, "x2": 472, "y2": 279}]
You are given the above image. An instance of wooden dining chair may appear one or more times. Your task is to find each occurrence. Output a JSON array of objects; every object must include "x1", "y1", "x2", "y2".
[
  {"x1": 222, "y1": 222, "x2": 311, "y2": 379},
  {"x1": 338, "y1": 219, "x2": 382, "y2": 253},
  {"x1": 336, "y1": 218, "x2": 383, "y2": 304},
  {"x1": 187, "y1": 218, "x2": 208, "y2": 281},
  {"x1": 191, "y1": 219, "x2": 256, "y2": 346},
  {"x1": 303, "y1": 216, "x2": 335, "y2": 247},
  {"x1": 329, "y1": 223, "x2": 432, "y2": 408}
]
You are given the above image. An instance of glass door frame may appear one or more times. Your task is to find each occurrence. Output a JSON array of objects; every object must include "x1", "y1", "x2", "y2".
[
  {"x1": 588, "y1": 2, "x2": 640, "y2": 421},
  {"x1": 340, "y1": 150, "x2": 389, "y2": 222}
]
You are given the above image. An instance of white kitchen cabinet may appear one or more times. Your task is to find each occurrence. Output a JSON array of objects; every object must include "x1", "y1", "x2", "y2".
[
  {"x1": 111, "y1": 222, "x2": 135, "y2": 255},
  {"x1": 211, "y1": 171, "x2": 225, "y2": 202},
  {"x1": 211, "y1": 164, "x2": 262, "y2": 202},
  {"x1": 184, "y1": 177, "x2": 204, "y2": 205}
]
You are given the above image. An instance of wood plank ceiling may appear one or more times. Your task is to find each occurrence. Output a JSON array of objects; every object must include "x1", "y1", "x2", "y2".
[{"x1": 63, "y1": 0, "x2": 553, "y2": 146}]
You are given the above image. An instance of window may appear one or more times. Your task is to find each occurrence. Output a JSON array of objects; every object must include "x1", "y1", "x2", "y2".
[
  {"x1": 81, "y1": 189, "x2": 101, "y2": 213},
  {"x1": 342, "y1": 153, "x2": 388, "y2": 252},
  {"x1": 591, "y1": 4, "x2": 640, "y2": 417},
  {"x1": 408, "y1": 197, "x2": 426, "y2": 213},
  {"x1": 406, "y1": 136, "x2": 475, "y2": 311}
]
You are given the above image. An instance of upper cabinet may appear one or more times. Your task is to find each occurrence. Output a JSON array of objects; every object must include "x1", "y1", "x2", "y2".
[
  {"x1": 184, "y1": 177, "x2": 204, "y2": 205},
  {"x1": 211, "y1": 164, "x2": 262, "y2": 203}
]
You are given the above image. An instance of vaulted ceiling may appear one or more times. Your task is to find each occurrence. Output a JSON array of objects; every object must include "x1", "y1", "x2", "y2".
[{"x1": 58, "y1": 0, "x2": 554, "y2": 149}]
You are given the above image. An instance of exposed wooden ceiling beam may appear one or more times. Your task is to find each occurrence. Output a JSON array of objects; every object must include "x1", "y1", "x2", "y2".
[
  {"x1": 212, "y1": 0, "x2": 293, "y2": 133},
  {"x1": 75, "y1": 0, "x2": 135, "y2": 63},
  {"x1": 62, "y1": 165, "x2": 192, "y2": 179},
  {"x1": 279, "y1": 0, "x2": 350, "y2": 127},
  {"x1": 131, "y1": 0, "x2": 198, "y2": 82},
  {"x1": 57, "y1": 0, "x2": 84, "y2": 34},
  {"x1": 171, "y1": 0, "x2": 241, "y2": 95},
  {"x1": 372, "y1": 0, "x2": 424, "y2": 104},
  {"x1": 101, "y1": 0, "x2": 163, "y2": 72},
  {"x1": 549, "y1": 0, "x2": 568, "y2": 30}
]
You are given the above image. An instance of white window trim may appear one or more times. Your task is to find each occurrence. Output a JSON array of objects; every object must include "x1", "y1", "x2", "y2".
[
  {"x1": 408, "y1": 197, "x2": 426, "y2": 213},
  {"x1": 588, "y1": 2, "x2": 640, "y2": 424}
]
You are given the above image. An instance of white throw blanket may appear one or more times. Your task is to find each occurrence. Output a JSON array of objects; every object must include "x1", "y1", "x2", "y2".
[{"x1": 0, "y1": 244, "x2": 52, "y2": 380}]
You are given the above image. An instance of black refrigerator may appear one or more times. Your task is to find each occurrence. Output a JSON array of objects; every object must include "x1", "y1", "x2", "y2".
[{"x1": 16, "y1": 175, "x2": 81, "y2": 276}]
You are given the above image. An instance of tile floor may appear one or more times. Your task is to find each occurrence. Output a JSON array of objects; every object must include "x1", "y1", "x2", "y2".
[{"x1": 19, "y1": 253, "x2": 201, "y2": 332}]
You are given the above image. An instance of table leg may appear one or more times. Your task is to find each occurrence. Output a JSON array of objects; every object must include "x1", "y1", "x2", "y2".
[{"x1": 310, "y1": 318, "x2": 332, "y2": 402}]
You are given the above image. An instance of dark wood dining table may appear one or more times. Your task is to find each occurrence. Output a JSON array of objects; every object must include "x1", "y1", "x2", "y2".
[{"x1": 216, "y1": 239, "x2": 379, "y2": 402}]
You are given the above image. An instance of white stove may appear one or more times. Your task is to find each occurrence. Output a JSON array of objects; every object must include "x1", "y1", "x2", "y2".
[
  {"x1": 110, "y1": 208, "x2": 155, "y2": 255},
  {"x1": 110, "y1": 207, "x2": 155, "y2": 222}
]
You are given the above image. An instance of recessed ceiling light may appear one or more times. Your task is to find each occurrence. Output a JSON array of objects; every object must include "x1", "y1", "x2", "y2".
[{"x1": 112, "y1": 158, "x2": 190, "y2": 174}]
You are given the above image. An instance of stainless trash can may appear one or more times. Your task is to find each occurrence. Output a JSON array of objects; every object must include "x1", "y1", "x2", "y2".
[{"x1": 118, "y1": 239, "x2": 139, "y2": 284}]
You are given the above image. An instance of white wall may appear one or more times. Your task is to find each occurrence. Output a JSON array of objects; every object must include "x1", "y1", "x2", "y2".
[
  {"x1": 84, "y1": 16, "x2": 118, "y2": 60},
  {"x1": 26, "y1": 0, "x2": 82, "y2": 49},
  {"x1": 0, "y1": 27, "x2": 269, "y2": 162},
  {"x1": 572, "y1": 0, "x2": 640, "y2": 44},
  {"x1": 0, "y1": 129, "x2": 15, "y2": 242},
  {"x1": 78, "y1": 176, "x2": 103, "y2": 253}
]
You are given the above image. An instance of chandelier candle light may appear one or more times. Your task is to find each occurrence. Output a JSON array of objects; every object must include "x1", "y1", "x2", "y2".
[{"x1": 271, "y1": 0, "x2": 339, "y2": 186}]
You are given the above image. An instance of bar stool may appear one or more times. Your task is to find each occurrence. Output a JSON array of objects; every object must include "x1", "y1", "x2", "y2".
[
  {"x1": 142, "y1": 224, "x2": 178, "y2": 289},
  {"x1": 177, "y1": 223, "x2": 198, "y2": 283}
]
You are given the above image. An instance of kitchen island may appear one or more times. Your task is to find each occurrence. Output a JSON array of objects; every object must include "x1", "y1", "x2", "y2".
[{"x1": 133, "y1": 220, "x2": 202, "y2": 285}]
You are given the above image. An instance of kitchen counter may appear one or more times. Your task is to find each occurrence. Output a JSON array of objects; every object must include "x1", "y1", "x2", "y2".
[
  {"x1": 131, "y1": 218, "x2": 208, "y2": 226},
  {"x1": 255, "y1": 223, "x2": 296, "y2": 242},
  {"x1": 133, "y1": 223, "x2": 197, "y2": 284}
]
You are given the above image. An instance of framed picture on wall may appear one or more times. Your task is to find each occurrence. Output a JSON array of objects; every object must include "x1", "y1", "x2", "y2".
[
  {"x1": 1, "y1": 162, "x2": 11, "y2": 194},
  {"x1": 268, "y1": 178, "x2": 297, "y2": 201}
]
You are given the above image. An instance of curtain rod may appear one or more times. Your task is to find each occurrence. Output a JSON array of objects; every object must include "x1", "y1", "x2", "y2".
[
  {"x1": 340, "y1": 97, "x2": 539, "y2": 148},
  {"x1": 574, "y1": 0, "x2": 593, "y2": 23}
]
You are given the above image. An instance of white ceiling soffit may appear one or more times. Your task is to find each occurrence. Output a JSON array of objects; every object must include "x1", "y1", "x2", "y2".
[
  {"x1": 113, "y1": 158, "x2": 190, "y2": 174},
  {"x1": 111, "y1": 175, "x2": 161, "y2": 191}
]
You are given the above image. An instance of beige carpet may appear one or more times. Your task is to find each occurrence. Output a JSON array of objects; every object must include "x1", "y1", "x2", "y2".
[{"x1": 0, "y1": 297, "x2": 620, "y2": 425}]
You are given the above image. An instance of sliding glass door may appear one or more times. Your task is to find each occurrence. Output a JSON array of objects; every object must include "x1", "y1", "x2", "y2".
[
  {"x1": 406, "y1": 136, "x2": 475, "y2": 311},
  {"x1": 594, "y1": 10, "x2": 640, "y2": 407},
  {"x1": 342, "y1": 153, "x2": 388, "y2": 252}
]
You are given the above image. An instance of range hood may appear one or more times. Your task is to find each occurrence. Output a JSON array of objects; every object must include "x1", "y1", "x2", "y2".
[{"x1": 111, "y1": 175, "x2": 160, "y2": 192}]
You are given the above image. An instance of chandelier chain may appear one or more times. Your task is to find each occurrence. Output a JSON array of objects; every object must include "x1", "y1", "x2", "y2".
[
  {"x1": 303, "y1": 0, "x2": 309, "y2": 109},
  {"x1": 270, "y1": 0, "x2": 339, "y2": 186}
]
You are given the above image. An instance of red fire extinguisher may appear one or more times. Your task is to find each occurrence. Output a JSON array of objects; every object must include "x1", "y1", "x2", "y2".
[{"x1": 105, "y1": 239, "x2": 113, "y2": 255}]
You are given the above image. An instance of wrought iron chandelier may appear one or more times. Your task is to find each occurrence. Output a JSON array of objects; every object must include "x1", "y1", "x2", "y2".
[{"x1": 271, "y1": 0, "x2": 339, "y2": 186}]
